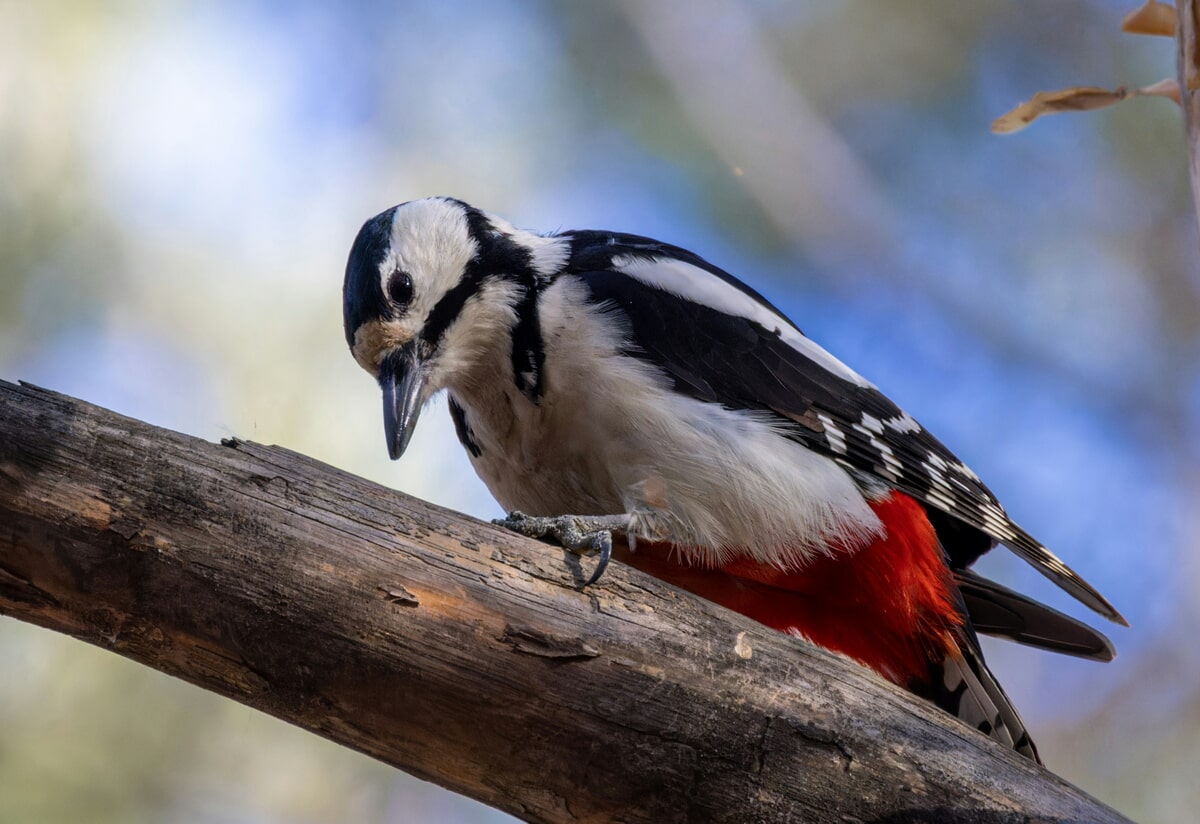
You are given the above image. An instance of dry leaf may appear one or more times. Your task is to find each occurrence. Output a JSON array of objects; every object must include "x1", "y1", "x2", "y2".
[
  {"x1": 1138, "y1": 77, "x2": 1182, "y2": 105},
  {"x1": 992, "y1": 79, "x2": 1181, "y2": 135},
  {"x1": 992, "y1": 87, "x2": 1130, "y2": 134},
  {"x1": 1121, "y1": 0, "x2": 1176, "y2": 37}
]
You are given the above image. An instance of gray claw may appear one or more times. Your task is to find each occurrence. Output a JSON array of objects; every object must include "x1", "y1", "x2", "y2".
[
  {"x1": 493, "y1": 511, "x2": 627, "y2": 587},
  {"x1": 581, "y1": 530, "x2": 612, "y2": 587}
]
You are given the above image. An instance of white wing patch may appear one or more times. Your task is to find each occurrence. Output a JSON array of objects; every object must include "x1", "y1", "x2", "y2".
[
  {"x1": 613, "y1": 254, "x2": 875, "y2": 389},
  {"x1": 859, "y1": 413, "x2": 885, "y2": 435},
  {"x1": 872, "y1": 438, "x2": 903, "y2": 481},
  {"x1": 853, "y1": 418, "x2": 903, "y2": 481},
  {"x1": 863, "y1": 411, "x2": 922, "y2": 437},
  {"x1": 884, "y1": 412, "x2": 921, "y2": 434},
  {"x1": 976, "y1": 502, "x2": 1017, "y2": 542},
  {"x1": 951, "y1": 460, "x2": 981, "y2": 482},
  {"x1": 817, "y1": 413, "x2": 849, "y2": 455},
  {"x1": 921, "y1": 461, "x2": 958, "y2": 511}
]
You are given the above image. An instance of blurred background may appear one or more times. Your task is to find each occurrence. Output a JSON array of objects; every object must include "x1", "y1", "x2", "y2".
[{"x1": 0, "y1": 1, "x2": 1195, "y2": 821}]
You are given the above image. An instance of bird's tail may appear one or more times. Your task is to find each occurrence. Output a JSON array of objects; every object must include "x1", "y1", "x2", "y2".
[
  {"x1": 956, "y1": 568, "x2": 1115, "y2": 661},
  {"x1": 921, "y1": 568, "x2": 1119, "y2": 764},
  {"x1": 914, "y1": 602, "x2": 1042, "y2": 763}
]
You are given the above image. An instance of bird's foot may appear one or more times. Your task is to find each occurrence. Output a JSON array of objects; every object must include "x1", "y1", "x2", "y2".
[{"x1": 493, "y1": 511, "x2": 631, "y2": 587}]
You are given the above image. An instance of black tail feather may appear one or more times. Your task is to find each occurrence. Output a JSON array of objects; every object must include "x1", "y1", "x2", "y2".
[{"x1": 957, "y1": 569, "x2": 1115, "y2": 662}]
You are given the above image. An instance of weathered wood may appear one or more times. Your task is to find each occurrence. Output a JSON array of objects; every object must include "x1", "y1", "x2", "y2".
[
  {"x1": 1179, "y1": 1, "x2": 1200, "y2": 242},
  {"x1": 0, "y1": 380, "x2": 1126, "y2": 823}
]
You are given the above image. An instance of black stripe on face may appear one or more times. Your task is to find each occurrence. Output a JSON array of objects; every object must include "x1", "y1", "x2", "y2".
[
  {"x1": 343, "y1": 206, "x2": 398, "y2": 348},
  {"x1": 420, "y1": 205, "x2": 548, "y2": 403},
  {"x1": 419, "y1": 203, "x2": 497, "y2": 346},
  {"x1": 420, "y1": 266, "x2": 491, "y2": 346}
]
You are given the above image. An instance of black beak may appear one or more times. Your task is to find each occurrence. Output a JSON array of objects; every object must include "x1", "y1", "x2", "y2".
[{"x1": 380, "y1": 341, "x2": 429, "y2": 460}]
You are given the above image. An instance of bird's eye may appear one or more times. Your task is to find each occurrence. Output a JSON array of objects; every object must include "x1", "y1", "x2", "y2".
[{"x1": 387, "y1": 270, "x2": 414, "y2": 309}]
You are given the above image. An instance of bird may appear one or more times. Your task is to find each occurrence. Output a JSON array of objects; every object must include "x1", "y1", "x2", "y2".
[{"x1": 342, "y1": 196, "x2": 1122, "y2": 763}]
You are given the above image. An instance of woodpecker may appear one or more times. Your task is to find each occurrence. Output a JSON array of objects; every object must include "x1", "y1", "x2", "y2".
[{"x1": 343, "y1": 196, "x2": 1122, "y2": 762}]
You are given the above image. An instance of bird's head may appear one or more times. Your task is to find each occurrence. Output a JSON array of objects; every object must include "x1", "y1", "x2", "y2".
[
  {"x1": 344, "y1": 197, "x2": 496, "y2": 461},
  {"x1": 343, "y1": 197, "x2": 542, "y2": 460}
]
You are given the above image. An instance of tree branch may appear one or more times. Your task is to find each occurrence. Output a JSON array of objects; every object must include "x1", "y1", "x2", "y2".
[
  {"x1": 0, "y1": 380, "x2": 1126, "y2": 823},
  {"x1": 1179, "y1": 0, "x2": 1200, "y2": 242}
]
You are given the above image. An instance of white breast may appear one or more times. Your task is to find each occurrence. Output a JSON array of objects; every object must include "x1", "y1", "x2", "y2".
[{"x1": 447, "y1": 277, "x2": 882, "y2": 570}]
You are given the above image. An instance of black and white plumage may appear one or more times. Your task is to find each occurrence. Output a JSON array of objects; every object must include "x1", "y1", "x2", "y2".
[
  {"x1": 342, "y1": 196, "x2": 1121, "y2": 761},
  {"x1": 344, "y1": 197, "x2": 1119, "y2": 619}
]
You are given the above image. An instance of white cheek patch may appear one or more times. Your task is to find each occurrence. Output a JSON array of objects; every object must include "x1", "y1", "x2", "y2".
[
  {"x1": 427, "y1": 278, "x2": 523, "y2": 392},
  {"x1": 386, "y1": 199, "x2": 480, "y2": 324}
]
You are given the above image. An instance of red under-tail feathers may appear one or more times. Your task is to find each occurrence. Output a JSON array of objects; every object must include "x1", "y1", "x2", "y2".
[{"x1": 612, "y1": 491, "x2": 1039, "y2": 760}]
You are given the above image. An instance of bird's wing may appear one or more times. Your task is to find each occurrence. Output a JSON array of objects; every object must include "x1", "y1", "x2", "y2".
[{"x1": 563, "y1": 233, "x2": 1122, "y2": 624}]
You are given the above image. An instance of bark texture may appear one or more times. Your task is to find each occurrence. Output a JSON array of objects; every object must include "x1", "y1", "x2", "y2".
[
  {"x1": 1180, "y1": 0, "x2": 1200, "y2": 241},
  {"x1": 0, "y1": 380, "x2": 1127, "y2": 823}
]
